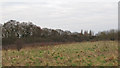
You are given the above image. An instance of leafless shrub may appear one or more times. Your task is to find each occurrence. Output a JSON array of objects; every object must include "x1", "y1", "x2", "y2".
[{"x1": 15, "y1": 40, "x2": 24, "y2": 51}]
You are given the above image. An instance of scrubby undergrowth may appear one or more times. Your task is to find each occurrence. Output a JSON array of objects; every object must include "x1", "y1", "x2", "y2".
[{"x1": 2, "y1": 41, "x2": 118, "y2": 66}]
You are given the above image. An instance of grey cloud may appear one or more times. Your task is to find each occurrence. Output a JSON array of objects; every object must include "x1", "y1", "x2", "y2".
[{"x1": 0, "y1": 1, "x2": 118, "y2": 33}]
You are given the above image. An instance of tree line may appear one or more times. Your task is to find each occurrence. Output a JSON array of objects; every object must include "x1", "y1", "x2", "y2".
[{"x1": 1, "y1": 20, "x2": 118, "y2": 46}]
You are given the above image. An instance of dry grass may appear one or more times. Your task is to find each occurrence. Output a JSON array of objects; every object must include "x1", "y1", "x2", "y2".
[{"x1": 2, "y1": 41, "x2": 118, "y2": 66}]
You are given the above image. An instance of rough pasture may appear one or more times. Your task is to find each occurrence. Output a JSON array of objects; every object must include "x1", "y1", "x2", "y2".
[{"x1": 2, "y1": 41, "x2": 118, "y2": 66}]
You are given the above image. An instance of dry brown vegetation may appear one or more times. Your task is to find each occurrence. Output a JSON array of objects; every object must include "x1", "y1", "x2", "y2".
[{"x1": 2, "y1": 41, "x2": 118, "y2": 66}]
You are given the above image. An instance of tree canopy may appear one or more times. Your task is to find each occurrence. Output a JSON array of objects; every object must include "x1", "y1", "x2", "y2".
[{"x1": 2, "y1": 20, "x2": 118, "y2": 46}]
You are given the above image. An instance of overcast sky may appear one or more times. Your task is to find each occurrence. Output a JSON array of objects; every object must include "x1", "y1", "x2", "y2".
[{"x1": 0, "y1": 0, "x2": 118, "y2": 33}]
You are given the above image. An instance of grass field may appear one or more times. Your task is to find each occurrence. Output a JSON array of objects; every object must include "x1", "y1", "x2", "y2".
[{"x1": 2, "y1": 41, "x2": 118, "y2": 66}]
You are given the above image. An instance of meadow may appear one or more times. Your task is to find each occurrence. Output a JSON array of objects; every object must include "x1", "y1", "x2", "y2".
[{"x1": 2, "y1": 41, "x2": 118, "y2": 66}]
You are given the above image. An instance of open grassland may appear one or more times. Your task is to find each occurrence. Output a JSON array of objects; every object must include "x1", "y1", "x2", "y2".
[{"x1": 2, "y1": 41, "x2": 118, "y2": 66}]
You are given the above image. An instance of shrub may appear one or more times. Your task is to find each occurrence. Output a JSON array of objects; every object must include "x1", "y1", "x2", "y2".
[{"x1": 15, "y1": 39, "x2": 24, "y2": 51}]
